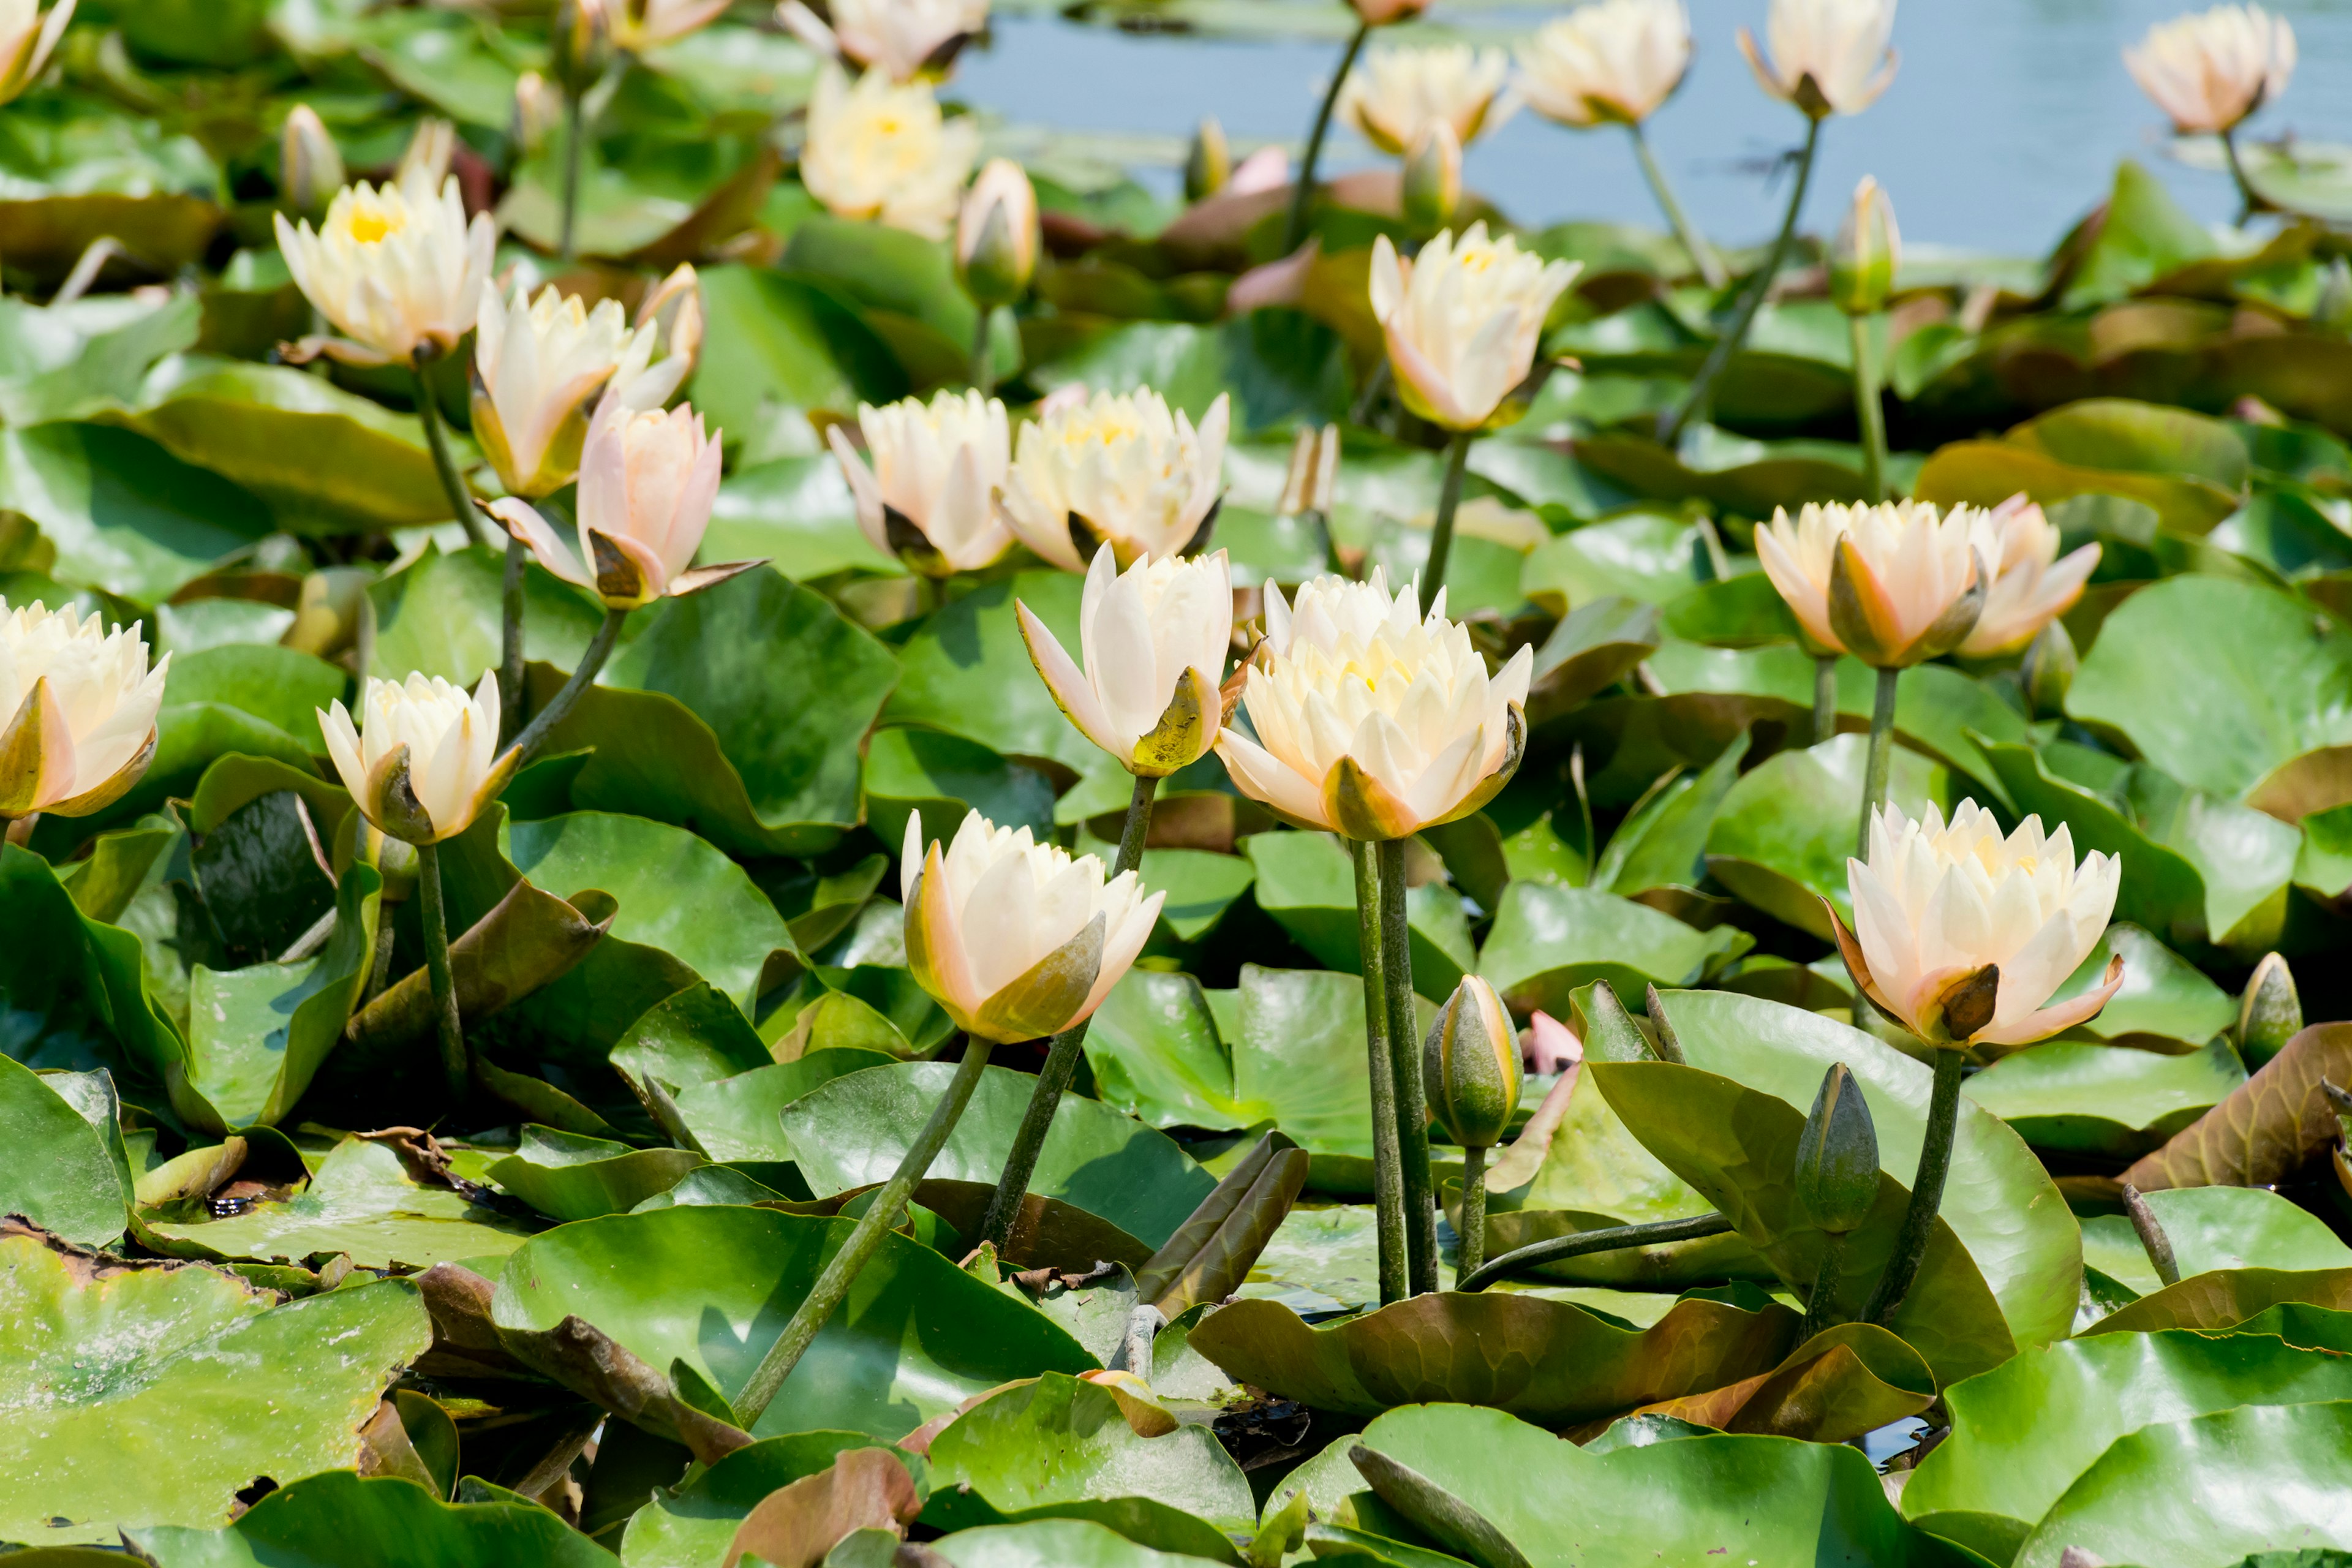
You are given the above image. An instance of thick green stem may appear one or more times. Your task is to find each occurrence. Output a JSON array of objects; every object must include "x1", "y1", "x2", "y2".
[
  {"x1": 499, "y1": 538, "x2": 527, "y2": 743},
  {"x1": 734, "y1": 1038, "x2": 996, "y2": 1427},
  {"x1": 560, "y1": 88, "x2": 586, "y2": 262},
  {"x1": 1849, "y1": 312, "x2": 1887, "y2": 503},
  {"x1": 1352, "y1": 837, "x2": 1408, "y2": 1306},
  {"x1": 1379, "y1": 837, "x2": 1437, "y2": 1295},
  {"x1": 1421, "y1": 430, "x2": 1474, "y2": 617},
  {"x1": 2221, "y1": 126, "x2": 2263, "y2": 224},
  {"x1": 416, "y1": 840, "x2": 466, "y2": 1103},
  {"x1": 1458, "y1": 1212, "x2": 1732, "y2": 1294},
  {"x1": 1456, "y1": 1144, "x2": 1489, "y2": 1280},
  {"x1": 1858, "y1": 663, "x2": 1900, "y2": 859},
  {"x1": 412, "y1": 361, "x2": 491, "y2": 548},
  {"x1": 1861, "y1": 1049, "x2": 1965, "y2": 1327},
  {"x1": 507, "y1": 606, "x2": 627, "y2": 767},
  {"x1": 1801, "y1": 1230, "x2": 1847, "y2": 1341},
  {"x1": 979, "y1": 773, "x2": 1158, "y2": 1250},
  {"x1": 364, "y1": 911, "x2": 399, "y2": 1004},
  {"x1": 970, "y1": 307, "x2": 995, "y2": 396},
  {"x1": 2122, "y1": 1183, "x2": 2182, "y2": 1286},
  {"x1": 1629, "y1": 123, "x2": 1726, "y2": 289},
  {"x1": 1658, "y1": 116, "x2": 1822, "y2": 447},
  {"x1": 1283, "y1": 20, "x2": 1371, "y2": 255},
  {"x1": 1812, "y1": 652, "x2": 1839, "y2": 747}
]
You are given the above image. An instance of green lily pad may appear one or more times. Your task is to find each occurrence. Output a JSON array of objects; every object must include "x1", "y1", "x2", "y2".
[
  {"x1": 690, "y1": 265, "x2": 904, "y2": 464},
  {"x1": 1082, "y1": 970, "x2": 1250, "y2": 1133},
  {"x1": 1591, "y1": 728, "x2": 1750, "y2": 899},
  {"x1": 1025, "y1": 311, "x2": 1349, "y2": 435},
  {"x1": 927, "y1": 1519, "x2": 1237, "y2": 1568},
  {"x1": 618, "y1": 1431, "x2": 916, "y2": 1568},
  {"x1": 1520, "y1": 512, "x2": 1707, "y2": 609},
  {"x1": 1244, "y1": 831, "x2": 1476, "y2": 1000},
  {"x1": 0, "y1": 422, "x2": 267, "y2": 606},
  {"x1": 2082, "y1": 1186, "x2": 2352, "y2": 1300},
  {"x1": 367, "y1": 544, "x2": 608, "y2": 689},
  {"x1": 0, "y1": 840, "x2": 184, "y2": 1079},
  {"x1": 670, "y1": 1049, "x2": 898, "y2": 1163},
  {"x1": 864, "y1": 726, "x2": 1060, "y2": 845},
  {"x1": 707, "y1": 454, "x2": 895, "y2": 584},
  {"x1": 1477, "y1": 883, "x2": 1749, "y2": 1020},
  {"x1": 1983, "y1": 744, "x2": 2214, "y2": 948},
  {"x1": 486, "y1": 1125, "x2": 705, "y2": 1223},
  {"x1": 0, "y1": 1055, "x2": 130, "y2": 1249},
  {"x1": 129, "y1": 1469, "x2": 616, "y2": 1568},
  {"x1": 0, "y1": 290, "x2": 192, "y2": 426},
  {"x1": 883, "y1": 571, "x2": 1107, "y2": 790},
  {"x1": 1965, "y1": 1037, "x2": 2245, "y2": 1158}
]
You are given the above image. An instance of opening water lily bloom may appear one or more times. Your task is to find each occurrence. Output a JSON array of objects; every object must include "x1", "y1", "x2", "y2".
[
  {"x1": 601, "y1": 0, "x2": 731, "y2": 51},
  {"x1": 1369, "y1": 225, "x2": 1581, "y2": 432},
  {"x1": 1017, "y1": 548, "x2": 1234, "y2": 777},
  {"x1": 2127, "y1": 2, "x2": 2296, "y2": 135},
  {"x1": 799, "y1": 64, "x2": 980, "y2": 241},
  {"x1": 1831, "y1": 801, "x2": 2125, "y2": 1049},
  {"x1": 1337, "y1": 43, "x2": 1516, "y2": 157},
  {"x1": 830, "y1": 389, "x2": 1016, "y2": 575},
  {"x1": 1958, "y1": 496, "x2": 2101, "y2": 658},
  {"x1": 0, "y1": 0, "x2": 74, "y2": 108},
  {"x1": 319, "y1": 673, "x2": 513, "y2": 845},
  {"x1": 1755, "y1": 499, "x2": 1985, "y2": 668},
  {"x1": 1000, "y1": 387, "x2": 1230, "y2": 571},
  {"x1": 273, "y1": 168, "x2": 496, "y2": 364},
  {"x1": 469, "y1": 284, "x2": 658, "y2": 500},
  {"x1": 0, "y1": 600, "x2": 167, "y2": 821},
  {"x1": 1216, "y1": 570, "x2": 1532, "y2": 841},
  {"x1": 1515, "y1": 0, "x2": 1692, "y2": 128},
  {"x1": 778, "y1": 0, "x2": 989, "y2": 82},
  {"x1": 900, "y1": 809, "x2": 1164, "y2": 1044},
  {"x1": 1738, "y1": 0, "x2": 1900, "y2": 118}
]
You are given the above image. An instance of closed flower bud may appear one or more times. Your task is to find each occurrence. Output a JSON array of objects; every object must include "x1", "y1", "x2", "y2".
[
  {"x1": 777, "y1": 0, "x2": 989, "y2": 83},
  {"x1": 1830, "y1": 175, "x2": 1899, "y2": 316},
  {"x1": 281, "y1": 105, "x2": 344, "y2": 222},
  {"x1": 1018, "y1": 548, "x2": 1232, "y2": 778},
  {"x1": 0, "y1": 0, "x2": 74, "y2": 110},
  {"x1": 1348, "y1": 0, "x2": 1430, "y2": 25},
  {"x1": 2020, "y1": 618, "x2": 2076, "y2": 717},
  {"x1": 514, "y1": 72, "x2": 564, "y2": 156},
  {"x1": 1739, "y1": 0, "x2": 1899, "y2": 120},
  {"x1": 608, "y1": 0, "x2": 731, "y2": 51},
  {"x1": 396, "y1": 118, "x2": 455, "y2": 189},
  {"x1": 802, "y1": 64, "x2": 979, "y2": 242},
  {"x1": 1370, "y1": 224, "x2": 1580, "y2": 432},
  {"x1": 551, "y1": 0, "x2": 613, "y2": 95},
  {"x1": 2127, "y1": 3, "x2": 2294, "y2": 136},
  {"x1": 1755, "y1": 500, "x2": 1986, "y2": 668},
  {"x1": 1000, "y1": 387, "x2": 1228, "y2": 572},
  {"x1": 2237, "y1": 951, "x2": 2301, "y2": 1069},
  {"x1": 831, "y1": 390, "x2": 1016, "y2": 575},
  {"x1": 1401, "y1": 121, "x2": 1462, "y2": 236},
  {"x1": 318, "y1": 673, "x2": 516, "y2": 845},
  {"x1": 956, "y1": 157, "x2": 1039, "y2": 307},
  {"x1": 0, "y1": 600, "x2": 169, "y2": 823},
  {"x1": 1793, "y1": 1062, "x2": 1879, "y2": 1235},
  {"x1": 1424, "y1": 975, "x2": 1521, "y2": 1150},
  {"x1": 1185, "y1": 117, "x2": 1231, "y2": 203}
]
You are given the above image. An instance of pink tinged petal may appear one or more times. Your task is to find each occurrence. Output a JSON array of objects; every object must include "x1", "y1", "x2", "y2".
[
  {"x1": 576, "y1": 399, "x2": 633, "y2": 548},
  {"x1": 1018, "y1": 598, "x2": 1120, "y2": 758},
  {"x1": 488, "y1": 499, "x2": 591, "y2": 587},
  {"x1": 1978, "y1": 954, "x2": 2127, "y2": 1047},
  {"x1": 1987, "y1": 907, "x2": 2094, "y2": 1035},
  {"x1": 660, "y1": 418, "x2": 725, "y2": 580},
  {"x1": 1369, "y1": 235, "x2": 1408, "y2": 323}
]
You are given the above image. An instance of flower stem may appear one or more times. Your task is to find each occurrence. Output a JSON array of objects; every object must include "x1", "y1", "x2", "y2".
[
  {"x1": 1801, "y1": 1230, "x2": 1847, "y2": 1340},
  {"x1": 1455, "y1": 1144, "x2": 1488, "y2": 1280},
  {"x1": 970, "y1": 307, "x2": 995, "y2": 397},
  {"x1": 734, "y1": 1038, "x2": 997, "y2": 1428},
  {"x1": 1421, "y1": 429, "x2": 1474, "y2": 617},
  {"x1": 2122, "y1": 1182, "x2": 2182, "y2": 1286},
  {"x1": 506, "y1": 606, "x2": 628, "y2": 769},
  {"x1": 2220, "y1": 126, "x2": 2263, "y2": 224},
  {"x1": 1457, "y1": 1212, "x2": 1732, "y2": 1294},
  {"x1": 1849, "y1": 312, "x2": 1887, "y2": 503},
  {"x1": 1657, "y1": 115, "x2": 1823, "y2": 448},
  {"x1": 1812, "y1": 652, "x2": 1839, "y2": 746},
  {"x1": 1629, "y1": 123, "x2": 1726, "y2": 290},
  {"x1": 979, "y1": 772, "x2": 1159, "y2": 1250},
  {"x1": 499, "y1": 539, "x2": 527, "y2": 744},
  {"x1": 1379, "y1": 836, "x2": 1437, "y2": 1295},
  {"x1": 412, "y1": 361, "x2": 491, "y2": 549},
  {"x1": 560, "y1": 87, "x2": 586, "y2": 262},
  {"x1": 1283, "y1": 20, "x2": 1371, "y2": 257},
  {"x1": 415, "y1": 839, "x2": 467, "y2": 1104},
  {"x1": 1858, "y1": 663, "x2": 1899, "y2": 859},
  {"x1": 1861, "y1": 1047, "x2": 1964, "y2": 1327},
  {"x1": 1352, "y1": 836, "x2": 1408, "y2": 1306}
]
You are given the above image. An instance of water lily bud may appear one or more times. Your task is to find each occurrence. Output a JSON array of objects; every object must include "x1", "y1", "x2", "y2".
[
  {"x1": 274, "y1": 168, "x2": 497, "y2": 364},
  {"x1": 2020, "y1": 617, "x2": 2078, "y2": 717},
  {"x1": 0, "y1": 0, "x2": 75, "y2": 110},
  {"x1": 514, "y1": 71, "x2": 564, "y2": 157},
  {"x1": 802, "y1": 64, "x2": 980, "y2": 241},
  {"x1": 1000, "y1": 387, "x2": 1228, "y2": 571},
  {"x1": 1018, "y1": 549, "x2": 1233, "y2": 777},
  {"x1": 1793, "y1": 1062, "x2": 1879, "y2": 1235},
  {"x1": 1185, "y1": 117, "x2": 1231, "y2": 203},
  {"x1": 1738, "y1": 0, "x2": 1899, "y2": 121},
  {"x1": 900, "y1": 809, "x2": 1164, "y2": 1044},
  {"x1": 1401, "y1": 121, "x2": 1462, "y2": 237},
  {"x1": 318, "y1": 673, "x2": 516, "y2": 846},
  {"x1": 1515, "y1": 0, "x2": 1692, "y2": 129},
  {"x1": 397, "y1": 118, "x2": 456, "y2": 189},
  {"x1": 1755, "y1": 500, "x2": 1987, "y2": 669},
  {"x1": 831, "y1": 390, "x2": 1016, "y2": 576},
  {"x1": 2126, "y1": 3, "x2": 2295, "y2": 136},
  {"x1": 1423, "y1": 976, "x2": 1521, "y2": 1150},
  {"x1": 1369, "y1": 225, "x2": 1580, "y2": 432},
  {"x1": 1829, "y1": 801, "x2": 2125, "y2": 1049},
  {"x1": 1830, "y1": 176, "x2": 1899, "y2": 316},
  {"x1": 281, "y1": 105, "x2": 344, "y2": 223},
  {"x1": 551, "y1": 0, "x2": 613, "y2": 96},
  {"x1": 2237, "y1": 952, "x2": 2301, "y2": 1069},
  {"x1": 0, "y1": 600, "x2": 169, "y2": 823},
  {"x1": 956, "y1": 158, "x2": 1039, "y2": 308},
  {"x1": 1339, "y1": 43, "x2": 1513, "y2": 157},
  {"x1": 1348, "y1": 0, "x2": 1431, "y2": 25}
]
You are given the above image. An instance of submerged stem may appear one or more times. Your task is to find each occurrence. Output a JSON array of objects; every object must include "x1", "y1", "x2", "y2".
[
  {"x1": 1858, "y1": 663, "x2": 1900, "y2": 859},
  {"x1": 415, "y1": 840, "x2": 466, "y2": 1103},
  {"x1": 1352, "y1": 836, "x2": 1408, "y2": 1306},
  {"x1": 1629, "y1": 123, "x2": 1726, "y2": 289},
  {"x1": 1283, "y1": 21, "x2": 1371, "y2": 256},
  {"x1": 1379, "y1": 837, "x2": 1437, "y2": 1295},
  {"x1": 1861, "y1": 1049, "x2": 1966, "y2": 1326},
  {"x1": 970, "y1": 306, "x2": 995, "y2": 396}
]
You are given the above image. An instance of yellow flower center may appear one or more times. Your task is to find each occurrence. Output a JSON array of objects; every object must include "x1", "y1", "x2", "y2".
[{"x1": 347, "y1": 209, "x2": 401, "y2": 244}]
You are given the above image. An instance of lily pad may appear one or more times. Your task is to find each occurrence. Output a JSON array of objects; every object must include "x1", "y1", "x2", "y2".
[
  {"x1": 2083, "y1": 1186, "x2": 2352, "y2": 1298},
  {"x1": 927, "y1": 1519, "x2": 1239, "y2": 1568},
  {"x1": 1478, "y1": 883, "x2": 1749, "y2": 1020},
  {"x1": 1965, "y1": 1037, "x2": 2245, "y2": 1158},
  {"x1": 618, "y1": 1431, "x2": 918, "y2": 1568},
  {"x1": 0, "y1": 1055, "x2": 130, "y2": 1249},
  {"x1": 1244, "y1": 831, "x2": 1476, "y2": 999},
  {"x1": 2123, "y1": 1022, "x2": 2352, "y2": 1193},
  {"x1": 1590, "y1": 728, "x2": 1750, "y2": 899},
  {"x1": 0, "y1": 421, "x2": 267, "y2": 606},
  {"x1": 367, "y1": 544, "x2": 608, "y2": 689},
  {"x1": 1078, "y1": 970, "x2": 1249, "y2": 1133},
  {"x1": 0, "y1": 841, "x2": 185, "y2": 1080},
  {"x1": 669, "y1": 1048, "x2": 898, "y2": 1163},
  {"x1": 128, "y1": 1469, "x2": 616, "y2": 1568},
  {"x1": 690, "y1": 265, "x2": 904, "y2": 464},
  {"x1": 883, "y1": 571, "x2": 1112, "y2": 792},
  {"x1": 1593, "y1": 1322, "x2": 1936, "y2": 1446},
  {"x1": 486, "y1": 1125, "x2": 705, "y2": 1223}
]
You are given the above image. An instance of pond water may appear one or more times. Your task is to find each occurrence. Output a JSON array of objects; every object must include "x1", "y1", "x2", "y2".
[{"x1": 957, "y1": 0, "x2": 2352, "y2": 255}]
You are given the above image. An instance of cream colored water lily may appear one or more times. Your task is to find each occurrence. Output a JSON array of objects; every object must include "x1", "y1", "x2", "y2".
[
  {"x1": 274, "y1": 168, "x2": 496, "y2": 364},
  {"x1": 1515, "y1": 0, "x2": 1691, "y2": 128},
  {"x1": 1959, "y1": 496, "x2": 2101, "y2": 658},
  {"x1": 0, "y1": 0, "x2": 74, "y2": 108},
  {"x1": 1369, "y1": 225, "x2": 1580, "y2": 431},
  {"x1": 0, "y1": 600, "x2": 168, "y2": 821},
  {"x1": 1831, "y1": 800, "x2": 2124, "y2": 1048},
  {"x1": 829, "y1": 390, "x2": 1016, "y2": 575},
  {"x1": 901, "y1": 809, "x2": 1164, "y2": 1043},
  {"x1": 2126, "y1": 4, "x2": 2294, "y2": 134},
  {"x1": 488, "y1": 395, "x2": 756, "y2": 609},
  {"x1": 778, "y1": 0, "x2": 988, "y2": 81},
  {"x1": 957, "y1": 157, "x2": 1040, "y2": 304},
  {"x1": 800, "y1": 64, "x2": 980, "y2": 241},
  {"x1": 470, "y1": 284, "x2": 659, "y2": 499},
  {"x1": 1000, "y1": 387, "x2": 1230, "y2": 571},
  {"x1": 1755, "y1": 500, "x2": 1985, "y2": 668},
  {"x1": 1338, "y1": 43, "x2": 1515, "y2": 156},
  {"x1": 1216, "y1": 570, "x2": 1532, "y2": 841},
  {"x1": 319, "y1": 673, "x2": 515, "y2": 845},
  {"x1": 1738, "y1": 0, "x2": 1899, "y2": 119},
  {"x1": 605, "y1": 0, "x2": 731, "y2": 50},
  {"x1": 1017, "y1": 548, "x2": 1233, "y2": 777}
]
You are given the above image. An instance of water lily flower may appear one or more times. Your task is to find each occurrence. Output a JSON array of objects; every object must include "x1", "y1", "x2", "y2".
[
  {"x1": 1000, "y1": 387, "x2": 1229, "y2": 571},
  {"x1": 1755, "y1": 500, "x2": 1985, "y2": 668},
  {"x1": 2126, "y1": 3, "x2": 2295, "y2": 135},
  {"x1": 0, "y1": 0, "x2": 75, "y2": 108},
  {"x1": 630, "y1": 263, "x2": 704, "y2": 401},
  {"x1": 1216, "y1": 570, "x2": 1532, "y2": 841},
  {"x1": 1830, "y1": 175, "x2": 1900, "y2": 315},
  {"x1": 829, "y1": 390, "x2": 1017, "y2": 575},
  {"x1": 778, "y1": 0, "x2": 989, "y2": 81},
  {"x1": 513, "y1": 72, "x2": 564, "y2": 156},
  {"x1": 1369, "y1": 224, "x2": 1580, "y2": 431},
  {"x1": 799, "y1": 64, "x2": 981, "y2": 241},
  {"x1": 274, "y1": 168, "x2": 497, "y2": 364},
  {"x1": 1958, "y1": 496, "x2": 2101, "y2": 658},
  {"x1": 1338, "y1": 43, "x2": 1515, "y2": 156},
  {"x1": 280, "y1": 105, "x2": 344, "y2": 221},
  {"x1": 605, "y1": 0, "x2": 732, "y2": 51},
  {"x1": 957, "y1": 158, "x2": 1040, "y2": 306},
  {"x1": 488, "y1": 396, "x2": 756, "y2": 609},
  {"x1": 1348, "y1": 0, "x2": 1430, "y2": 25},
  {"x1": 901, "y1": 809, "x2": 1164, "y2": 1043},
  {"x1": 1515, "y1": 0, "x2": 1692, "y2": 128},
  {"x1": 0, "y1": 600, "x2": 168, "y2": 822},
  {"x1": 470, "y1": 283, "x2": 657, "y2": 499},
  {"x1": 1831, "y1": 800, "x2": 2124, "y2": 1048},
  {"x1": 1739, "y1": 0, "x2": 1900, "y2": 119},
  {"x1": 1017, "y1": 548, "x2": 1233, "y2": 777},
  {"x1": 320, "y1": 673, "x2": 515, "y2": 845}
]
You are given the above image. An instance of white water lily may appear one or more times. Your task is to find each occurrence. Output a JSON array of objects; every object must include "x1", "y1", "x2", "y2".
[
  {"x1": 778, "y1": 0, "x2": 988, "y2": 81},
  {"x1": 319, "y1": 673, "x2": 513, "y2": 845},
  {"x1": 470, "y1": 283, "x2": 658, "y2": 499},
  {"x1": 1216, "y1": 570, "x2": 1532, "y2": 841},
  {"x1": 1833, "y1": 800, "x2": 2124, "y2": 1048},
  {"x1": 830, "y1": 390, "x2": 1016, "y2": 575},
  {"x1": 0, "y1": 0, "x2": 75, "y2": 108},
  {"x1": 1959, "y1": 496, "x2": 2101, "y2": 658},
  {"x1": 1000, "y1": 387, "x2": 1230, "y2": 572},
  {"x1": 901, "y1": 809, "x2": 1165, "y2": 1043},
  {"x1": 1738, "y1": 0, "x2": 1899, "y2": 118},
  {"x1": 1369, "y1": 224, "x2": 1580, "y2": 431},
  {"x1": 2126, "y1": 4, "x2": 2295, "y2": 135},
  {"x1": 0, "y1": 600, "x2": 168, "y2": 821},
  {"x1": 800, "y1": 64, "x2": 981, "y2": 241},
  {"x1": 1755, "y1": 500, "x2": 1985, "y2": 668},
  {"x1": 1018, "y1": 548, "x2": 1233, "y2": 777},
  {"x1": 605, "y1": 0, "x2": 732, "y2": 51},
  {"x1": 1515, "y1": 0, "x2": 1692, "y2": 128},
  {"x1": 274, "y1": 168, "x2": 496, "y2": 363},
  {"x1": 1338, "y1": 43, "x2": 1515, "y2": 156}
]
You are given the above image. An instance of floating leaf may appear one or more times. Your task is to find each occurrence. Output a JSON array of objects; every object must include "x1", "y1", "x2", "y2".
[
  {"x1": 2124, "y1": 1022, "x2": 2352, "y2": 1191},
  {"x1": 1594, "y1": 1322, "x2": 1936, "y2": 1446},
  {"x1": 1245, "y1": 831, "x2": 1476, "y2": 999},
  {"x1": 619, "y1": 1433, "x2": 918, "y2": 1568},
  {"x1": 1478, "y1": 883, "x2": 1748, "y2": 1019},
  {"x1": 0, "y1": 1055, "x2": 130, "y2": 1248},
  {"x1": 1965, "y1": 1038, "x2": 2244, "y2": 1158},
  {"x1": 127, "y1": 1469, "x2": 616, "y2": 1568},
  {"x1": 486, "y1": 1125, "x2": 704, "y2": 1223}
]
